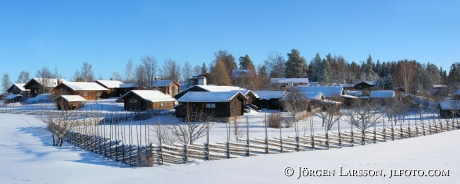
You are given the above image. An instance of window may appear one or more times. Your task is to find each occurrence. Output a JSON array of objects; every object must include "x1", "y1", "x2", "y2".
[
  {"x1": 206, "y1": 103, "x2": 215, "y2": 108},
  {"x1": 160, "y1": 103, "x2": 164, "y2": 107},
  {"x1": 129, "y1": 98, "x2": 137, "y2": 103},
  {"x1": 83, "y1": 91, "x2": 88, "y2": 96}
]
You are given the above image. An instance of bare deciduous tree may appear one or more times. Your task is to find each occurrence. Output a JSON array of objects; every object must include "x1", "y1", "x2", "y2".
[
  {"x1": 172, "y1": 103, "x2": 214, "y2": 145},
  {"x1": 2, "y1": 73, "x2": 11, "y2": 93},
  {"x1": 345, "y1": 99, "x2": 383, "y2": 145},
  {"x1": 281, "y1": 91, "x2": 309, "y2": 135},
  {"x1": 181, "y1": 61, "x2": 193, "y2": 82},
  {"x1": 395, "y1": 60, "x2": 416, "y2": 94},
  {"x1": 141, "y1": 55, "x2": 158, "y2": 89},
  {"x1": 161, "y1": 58, "x2": 181, "y2": 82},
  {"x1": 124, "y1": 59, "x2": 135, "y2": 83},
  {"x1": 16, "y1": 70, "x2": 30, "y2": 83},
  {"x1": 151, "y1": 118, "x2": 178, "y2": 145}
]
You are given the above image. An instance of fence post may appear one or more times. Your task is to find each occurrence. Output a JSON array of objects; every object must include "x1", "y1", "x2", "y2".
[
  {"x1": 183, "y1": 144, "x2": 188, "y2": 163},
  {"x1": 226, "y1": 142, "x2": 230, "y2": 159}
]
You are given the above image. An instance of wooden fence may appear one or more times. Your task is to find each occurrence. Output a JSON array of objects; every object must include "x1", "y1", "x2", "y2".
[{"x1": 64, "y1": 120, "x2": 459, "y2": 167}]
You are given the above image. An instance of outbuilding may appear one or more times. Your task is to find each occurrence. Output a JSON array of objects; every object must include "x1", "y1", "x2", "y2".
[
  {"x1": 120, "y1": 90, "x2": 176, "y2": 111},
  {"x1": 54, "y1": 95, "x2": 86, "y2": 110}
]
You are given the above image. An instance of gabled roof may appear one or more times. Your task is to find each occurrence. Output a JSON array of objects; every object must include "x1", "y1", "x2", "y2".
[
  {"x1": 290, "y1": 86, "x2": 343, "y2": 98},
  {"x1": 355, "y1": 81, "x2": 377, "y2": 86},
  {"x1": 270, "y1": 78, "x2": 309, "y2": 84},
  {"x1": 95, "y1": 80, "x2": 123, "y2": 88},
  {"x1": 280, "y1": 92, "x2": 324, "y2": 101},
  {"x1": 58, "y1": 82, "x2": 108, "y2": 91},
  {"x1": 178, "y1": 91, "x2": 247, "y2": 102},
  {"x1": 253, "y1": 91, "x2": 285, "y2": 100},
  {"x1": 7, "y1": 83, "x2": 27, "y2": 92},
  {"x1": 231, "y1": 90, "x2": 259, "y2": 98},
  {"x1": 119, "y1": 83, "x2": 138, "y2": 88},
  {"x1": 24, "y1": 78, "x2": 58, "y2": 88},
  {"x1": 439, "y1": 100, "x2": 460, "y2": 110},
  {"x1": 4, "y1": 94, "x2": 21, "y2": 100},
  {"x1": 152, "y1": 80, "x2": 179, "y2": 87},
  {"x1": 54, "y1": 95, "x2": 86, "y2": 102},
  {"x1": 175, "y1": 85, "x2": 247, "y2": 99},
  {"x1": 121, "y1": 90, "x2": 176, "y2": 102},
  {"x1": 370, "y1": 90, "x2": 395, "y2": 99}
]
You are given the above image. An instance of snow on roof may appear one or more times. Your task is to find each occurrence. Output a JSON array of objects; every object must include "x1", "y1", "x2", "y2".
[
  {"x1": 253, "y1": 91, "x2": 285, "y2": 100},
  {"x1": 355, "y1": 81, "x2": 377, "y2": 86},
  {"x1": 196, "y1": 85, "x2": 244, "y2": 92},
  {"x1": 290, "y1": 86, "x2": 343, "y2": 98},
  {"x1": 8, "y1": 83, "x2": 27, "y2": 92},
  {"x1": 280, "y1": 92, "x2": 324, "y2": 101},
  {"x1": 453, "y1": 89, "x2": 460, "y2": 96},
  {"x1": 342, "y1": 94, "x2": 359, "y2": 99},
  {"x1": 54, "y1": 95, "x2": 86, "y2": 102},
  {"x1": 61, "y1": 82, "x2": 108, "y2": 91},
  {"x1": 439, "y1": 100, "x2": 460, "y2": 110},
  {"x1": 152, "y1": 80, "x2": 173, "y2": 87},
  {"x1": 4, "y1": 94, "x2": 21, "y2": 100},
  {"x1": 270, "y1": 78, "x2": 309, "y2": 84},
  {"x1": 370, "y1": 90, "x2": 395, "y2": 99},
  {"x1": 121, "y1": 90, "x2": 176, "y2": 102},
  {"x1": 30, "y1": 78, "x2": 58, "y2": 88},
  {"x1": 344, "y1": 90, "x2": 362, "y2": 96},
  {"x1": 337, "y1": 83, "x2": 354, "y2": 88},
  {"x1": 432, "y1": 85, "x2": 447, "y2": 88},
  {"x1": 178, "y1": 91, "x2": 247, "y2": 102},
  {"x1": 119, "y1": 83, "x2": 138, "y2": 88},
  {"x1": 95, "y1": 80, "x2": 123, "y2": 88}
]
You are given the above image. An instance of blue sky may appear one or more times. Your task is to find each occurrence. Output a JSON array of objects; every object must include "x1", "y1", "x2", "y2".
[{"x1": 1, "y1": 0, "x2": 459, "y2": 81}]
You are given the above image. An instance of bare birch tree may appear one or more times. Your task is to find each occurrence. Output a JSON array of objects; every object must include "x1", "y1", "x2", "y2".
[
  {"x1": 345, "y1": 99, "x2": 383, "y2": 145},
  {"x1": 172, "y1": 103, "x2": 214, "y2": 145}
]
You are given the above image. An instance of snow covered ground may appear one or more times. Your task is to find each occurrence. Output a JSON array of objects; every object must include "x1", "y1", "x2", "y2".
[
  {"x1": 1, "y1": 99, "x2": 460, "y2": 183},
  {"x1": 1, "y1": 113, "x2": 460, "y2": 184}
]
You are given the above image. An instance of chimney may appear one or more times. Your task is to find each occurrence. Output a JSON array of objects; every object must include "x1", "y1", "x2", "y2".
[
  {"x1": 198, "y1": 76, "x2": 207, "y2": 86},
  {"x1": 57, "y1": 79, "x2": 62, "y2": 85}
]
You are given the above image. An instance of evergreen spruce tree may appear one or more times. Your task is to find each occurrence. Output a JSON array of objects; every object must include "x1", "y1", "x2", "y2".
[{"x1": 285, "y1": 49, "x2": 308, "y2": 78}]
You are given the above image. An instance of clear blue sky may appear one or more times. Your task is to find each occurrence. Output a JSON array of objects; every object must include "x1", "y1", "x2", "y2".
[{"x1": 1, "y1": 0, "x2": 459, "y2": 81}]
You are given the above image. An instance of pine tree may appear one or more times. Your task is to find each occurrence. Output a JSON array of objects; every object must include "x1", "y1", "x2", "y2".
[
  {"x1": 285, "y1": 49, "x2": 307, "y2": 78},
  {"x1": 201, "y1": 62, "x2": 208, "y2": 73}
]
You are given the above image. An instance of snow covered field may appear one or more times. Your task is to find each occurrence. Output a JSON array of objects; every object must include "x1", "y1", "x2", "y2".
[
  {"x1": 1, "y1": 113, "x2": 460, "y2": 184},
  {"x1": 1, "y1": 99, "x2": 460, "y2": 183}
]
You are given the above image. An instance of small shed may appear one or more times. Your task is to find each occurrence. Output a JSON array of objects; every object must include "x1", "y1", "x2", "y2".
[
  {"x1": 439, "y1": 100, "x2": 460, "y2": 118},
  {"x1": 54, "y1": 95, "x2": 86, "y2": 110},
  {"x1": 120, "y1": 90, "x2": 176, "y2": 111},
  {"x1": 252, "y1": 91, "x2": 285, "y2": 110},
  {"x1": 175, "y1": 91, "x2": 248, "y2": 121},
  {"x1": 3, "y1": 94, "x2": 23, "y2": 103}
]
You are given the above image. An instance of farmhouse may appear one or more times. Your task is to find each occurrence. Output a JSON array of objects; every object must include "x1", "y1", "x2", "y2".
[
  {"x1": 24, "y1": 78, "x2": 59, "y2": 97},
  {"x1": 175, "y1": 85, "x2": 246, "y2": 99},
  {"x1": 252, "y1": 91, "x2": 285, "y2": 110},
  {"x1": 95, "y1": 80, "x2": 124, "y2": 98},
  {"x1": 354, "y1": 81, "x2": 377, "y2": 94},
  {"x1": 120, "y1": 90, "x2": 176, "y2": 111},
  {"x1": 175, "y1": 91, "x2": 247, "y2": 121},
  {"x1": 52, "y1": 82, "x2": 108, "y2": 100},
  {"x1": 152, "y1": 79, "x2": 180, "y2": 97},
  {"x1": 54, "y1": 95, "x2": 86, "y2": 110},
  {"x1": 439, "y1": 100, "x2": 460, "y2": 118},
  {"x1": 7, "y1": 83, "x2": 29, "y2": 95}
]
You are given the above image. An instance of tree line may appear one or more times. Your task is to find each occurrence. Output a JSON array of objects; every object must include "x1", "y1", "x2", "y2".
[{"x1": 1, "y1": 49, "x2": 458, "y2": 95}]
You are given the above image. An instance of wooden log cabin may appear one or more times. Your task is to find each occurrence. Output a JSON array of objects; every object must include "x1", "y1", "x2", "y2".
[
  {"x1": 52, "y1": 82, "x2": 108, "y2": 100},
  {"x1": 120, "y1": 90, "x2": 176, "y2": 111},
  {"x1": 95, "y1": 80, "x2": 124, "y2": 98},
  {"x1": 7, "y1": 83, "x2": 29, "y2": 95},
  {"x1": 54, "y1": 95, "x2": 86, "y2": 110},
  {"x1": 23, "y1": 78, "x2": 59, "y2": 97},
  {"x1": 175, "y1": 91, "x2": 248, "y2": 122}
]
